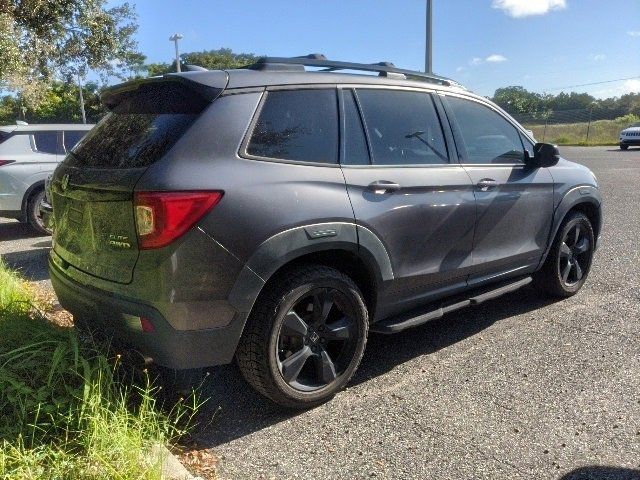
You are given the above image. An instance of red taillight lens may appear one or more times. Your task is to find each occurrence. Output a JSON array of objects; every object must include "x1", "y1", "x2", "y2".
[
  {"x1": 0, "y1": 160, "x2": 15, "y2": 167},
  {"x1": 134, "y1": 191, "x2": 224, "y2": 249}
]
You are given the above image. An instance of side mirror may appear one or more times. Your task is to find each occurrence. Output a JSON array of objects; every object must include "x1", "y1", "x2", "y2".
[{"x1": 531, "y1": 142, "x2": 560, "y2": 168}]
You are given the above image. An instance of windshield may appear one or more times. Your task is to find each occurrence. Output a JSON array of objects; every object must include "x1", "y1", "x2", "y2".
[{"x1": 630, "y1": 122, "x2": 640, "y2": 128}]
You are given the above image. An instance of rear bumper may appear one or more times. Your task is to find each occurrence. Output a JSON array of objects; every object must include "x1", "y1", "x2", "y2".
[{"x1": 49, "y1": 255, "x2": 248, "y2": 370}]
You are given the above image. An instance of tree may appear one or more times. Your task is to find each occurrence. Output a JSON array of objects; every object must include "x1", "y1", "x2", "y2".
[
  {"x1": 143, "y1": 48, "x2": 259, "y2": 76},
  {"x1": 492, "y1": 86, "x2": 545, "y2": 116},
  {"x1": 0, "y1": 0, "x2": 140, "y2": 108}
]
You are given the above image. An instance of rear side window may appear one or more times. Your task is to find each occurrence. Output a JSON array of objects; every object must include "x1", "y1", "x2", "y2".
[
  {"x1": 63, "y1": 131, "x2": 87, "y2": 152},
  {"x1": 355, "y1": 89, "x2": 449, "y2": 166},
  {"x1": 447, "y1": 96, "x2": 524, "y2": 164},
  {"x1": 33, "y1": 132, "x2": 59, "y2": 154},
  {"x1": 247, "y1": 89, "x2": 338, "y2": 164},
  {"x1": 65, "y1": 82, "x2": 210, "y2": 169},
  {"x1": 0, "y1": 132, "x2": 9, "y2": 145}
]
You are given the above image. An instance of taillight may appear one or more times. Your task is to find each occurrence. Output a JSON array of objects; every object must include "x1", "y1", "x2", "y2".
[
  {"x1": 134, "y1": 191, "x2": 224, "y2": 249},
  {"x1": 0, "y1": 160, "x2": 15, "y2": 167}
]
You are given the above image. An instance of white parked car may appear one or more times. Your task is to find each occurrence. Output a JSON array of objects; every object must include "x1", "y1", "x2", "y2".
[
  {"x1": 0, "y1": 122, "x2": 94, "y2": 233},
  {"x1": 620, "y1": 122, "x2": 640, "y2": 150}
]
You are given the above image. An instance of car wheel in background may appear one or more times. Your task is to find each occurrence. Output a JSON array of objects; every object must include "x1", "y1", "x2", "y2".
[{"x1": 27, "y1": 189, "x2": 51, "y2": 235}]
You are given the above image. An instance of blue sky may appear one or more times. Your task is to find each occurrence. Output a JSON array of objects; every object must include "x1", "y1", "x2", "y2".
[{"x1": 129, "y1": 0, "x2": 639, "y2": 98}]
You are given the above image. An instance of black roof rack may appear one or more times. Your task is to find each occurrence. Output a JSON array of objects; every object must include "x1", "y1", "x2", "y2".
[{"x1": 246, "y1": 54, "x2": 458, "y2": 87}]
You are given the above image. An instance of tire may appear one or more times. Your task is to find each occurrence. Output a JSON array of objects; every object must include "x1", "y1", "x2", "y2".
[
  {"x1": 27, "y1": 189, "x2": 51, "y2": 235},
  {"x1": 534, "y1": 212, "x2": 595, "y2": 298},
  {"x1": 620, "y1": 144, "x2": 629, "y2": 150},
  {"x1": 236, "y1": 265, "x2": 369, "y2": 409}
]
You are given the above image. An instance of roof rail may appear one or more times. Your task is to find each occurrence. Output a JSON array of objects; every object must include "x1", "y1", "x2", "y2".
[{"x1": 246, "y1": 54, "x2": 457, "y2": 87}]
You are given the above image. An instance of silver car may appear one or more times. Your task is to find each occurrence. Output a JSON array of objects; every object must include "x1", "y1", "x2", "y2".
[{"x1": 0, "y1": 122, "x2": 93, "y2": 233}]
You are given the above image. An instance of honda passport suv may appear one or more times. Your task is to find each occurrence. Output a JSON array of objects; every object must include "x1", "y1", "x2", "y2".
[{"x1": 49, "y1": 55, "x2": 602, "y2": 408}]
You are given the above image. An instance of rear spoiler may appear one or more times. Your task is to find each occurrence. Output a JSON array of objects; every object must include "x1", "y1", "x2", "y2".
[{"x1": 101, "y1": 71, "x2": 229, "y2": 111}]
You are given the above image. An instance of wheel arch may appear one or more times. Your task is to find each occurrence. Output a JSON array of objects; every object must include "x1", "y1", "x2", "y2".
[
  {"x1": 539, "y1": 186, "x2": 602, "y2": 268},
  {"x1": 227, "y1": 222, "x2": 393, "y2": 319}
]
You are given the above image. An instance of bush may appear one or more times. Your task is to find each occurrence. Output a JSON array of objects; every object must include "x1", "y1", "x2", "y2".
[{"x1": 0, "y1": 260, "x2": 199, "y2": 479}]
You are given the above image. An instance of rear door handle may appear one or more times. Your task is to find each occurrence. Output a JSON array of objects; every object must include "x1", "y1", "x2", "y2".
[
  {"x1": 477, "y1": 178, "x2": 499, "y2": 192},
  {"x1": 368, "y1": 180, "x2": 401, "y2": 194}
]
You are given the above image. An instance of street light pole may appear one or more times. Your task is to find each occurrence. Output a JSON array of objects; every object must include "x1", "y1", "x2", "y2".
[
  {"x1": 169, "y1": 33, "x2": 183, "y2": 72},
  {"x1": 425, "y1": 0, "x2": 433, "y2": 74}
]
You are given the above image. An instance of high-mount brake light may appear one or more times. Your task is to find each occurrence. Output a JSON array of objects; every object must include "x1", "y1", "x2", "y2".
[{"x1": 134, "y1": 191, "x2": 224, "y2": 249}]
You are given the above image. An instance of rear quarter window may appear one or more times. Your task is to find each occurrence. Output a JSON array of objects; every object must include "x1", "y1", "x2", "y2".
[{"x1": 246, "y1": 89, "x2": 339, "y2": 164}]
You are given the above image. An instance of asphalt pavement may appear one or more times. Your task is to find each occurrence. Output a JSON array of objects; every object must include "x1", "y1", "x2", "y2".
[{"x1": 1, "y1": 147, "x2": 639, "y2": 480}]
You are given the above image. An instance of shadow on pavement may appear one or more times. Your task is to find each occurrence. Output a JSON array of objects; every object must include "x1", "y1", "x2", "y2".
[
  {"x1": 1, "y1": 248, "x2": 51, "y2": 281},
  {"x1": 193, "y1": 286, "x2": 558, "y2": 448},
  {"x1": 0, "y1": 221, "x2": 44, "y2": 241},
  {"x1": 559, "y1": 466, "x2": 640, "y2": 480}
]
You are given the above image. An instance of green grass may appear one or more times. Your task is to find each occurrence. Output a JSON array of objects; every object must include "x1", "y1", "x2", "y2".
[
  {"x1": 524, "y1": 114, "x2": 640, "y2": 146},
  {"x1": 0, "y1": 260, "x2": 199, "y2": 479}
]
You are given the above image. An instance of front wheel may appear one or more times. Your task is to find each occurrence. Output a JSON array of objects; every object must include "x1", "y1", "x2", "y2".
[
  {"x1": 236, "y1": 265, "x2": 368, "y2": 409},
  {"x1": 620, "y1": 143, "x2": 629, "y2": 150},
  {"x1": 534, "y1": 212, "x2": 595, "y2": 297}
]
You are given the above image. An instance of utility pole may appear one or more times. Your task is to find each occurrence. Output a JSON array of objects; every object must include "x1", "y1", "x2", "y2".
[
  {"x1": 169, "y1": 33, "x2": 183, "y2": 72},
  {"x1": 425, "y1": 0, "x2": 433, "y2": 74},
  {"x1": 77, "y1": 72, "x2": 87, "y2": 124}
]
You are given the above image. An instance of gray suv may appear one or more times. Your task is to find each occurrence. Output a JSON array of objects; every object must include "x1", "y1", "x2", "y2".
[{"x1": 49, "y1": 55, "x2": 602, "y2": 408}]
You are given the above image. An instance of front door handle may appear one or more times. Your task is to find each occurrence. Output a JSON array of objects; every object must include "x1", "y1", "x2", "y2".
[
  {"x1": 477, "y1": 178, "x2": 499, "y2": 192},
  {"x1": 368, "y1": 180, "x2": 401, "y2": 194}
]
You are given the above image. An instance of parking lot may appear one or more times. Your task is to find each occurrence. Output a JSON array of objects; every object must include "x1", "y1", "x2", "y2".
[{"x1": 1, "y1": 146, "x2": 639, "y2": 480}]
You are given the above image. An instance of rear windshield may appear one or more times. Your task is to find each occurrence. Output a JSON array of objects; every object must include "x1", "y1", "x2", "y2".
[
  {"x1": 65, "y1": 82, "x2": 210, "y2": 169},
  {"x1": 0, "y1": 131, "x2": 9, "y2": 145}
]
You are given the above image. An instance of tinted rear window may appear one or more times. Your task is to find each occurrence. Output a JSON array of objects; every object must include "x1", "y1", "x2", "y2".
[
  {"x1": 0, "y1": 131, "x2": 9, "y2": 144},
  {"x1": 65, "y1": 82, "x2": 210, "y2": 169},
  {"x1": 247, "y1": 89, "x2": 338, "y2": 164}
]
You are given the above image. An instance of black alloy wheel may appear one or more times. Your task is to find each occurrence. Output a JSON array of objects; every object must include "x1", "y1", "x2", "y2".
[
  {"x1": 534, "y1": 211, "x2": 595, "y2": 297},
  {"x1": 558, "y1": 223, "x2": 591, "y2": 287},
  {"x1": 276, "y1": 288, "x2": 358, "y2": 392},
  {"x1": 236, "y1": 266, "x2": 368, "y2": 409}
]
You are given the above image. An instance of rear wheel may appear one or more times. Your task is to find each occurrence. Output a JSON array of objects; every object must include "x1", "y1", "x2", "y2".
[
  {"x1": 236, "y1": 265, "x2": 368, "y2": 409},
  {"x1": 27, "y1": 189, "x2": 51, "y2": 235},
  {"x1": 534, "y1": 212, "x2": 595, "y2": 297}
]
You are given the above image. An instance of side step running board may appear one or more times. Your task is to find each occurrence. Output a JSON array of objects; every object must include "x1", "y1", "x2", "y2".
[{"x1": 370, "y1": 276, "x2": 532, "y2": 334}]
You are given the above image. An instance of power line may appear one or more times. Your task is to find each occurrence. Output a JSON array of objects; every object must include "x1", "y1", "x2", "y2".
[{"x1": 545, "y1": 75, "x2": 640, "y2": 92}]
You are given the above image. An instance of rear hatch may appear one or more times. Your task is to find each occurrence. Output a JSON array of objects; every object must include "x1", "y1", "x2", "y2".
[{"x1": 51, "y1": 77, "x2": 225, "y2": 284}]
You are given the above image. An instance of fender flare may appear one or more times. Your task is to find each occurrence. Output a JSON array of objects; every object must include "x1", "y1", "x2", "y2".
[
  {"x1": 539, "y1": 185, "x2": 602, "y2": 267},
  {"x1": 227, "y1": 222, "x2": 393, "y2": 314}
]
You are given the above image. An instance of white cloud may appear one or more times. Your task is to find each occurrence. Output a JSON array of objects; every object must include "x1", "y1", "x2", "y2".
[
  {"x1": 492, "y1": 0, "x2": 566, "y2": 18},
  {"x1": 486, "y1": 54, "x2": 508, "y2": 63},
  {"x1": 622, "y1": 79, "x2": 640, "y2": 93},
  {"x1": 628, "y1": 31, "x2": 640, "y2": 37},
  {"x1": 589, "y1": 54, "x2": 606, "y2": 61},
  {"x1": 456, "y1": 66, "x2": 465, "y2": 73},
  {"x1": 469, "y1": 54, "x2": 508, "y2": 66}
]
